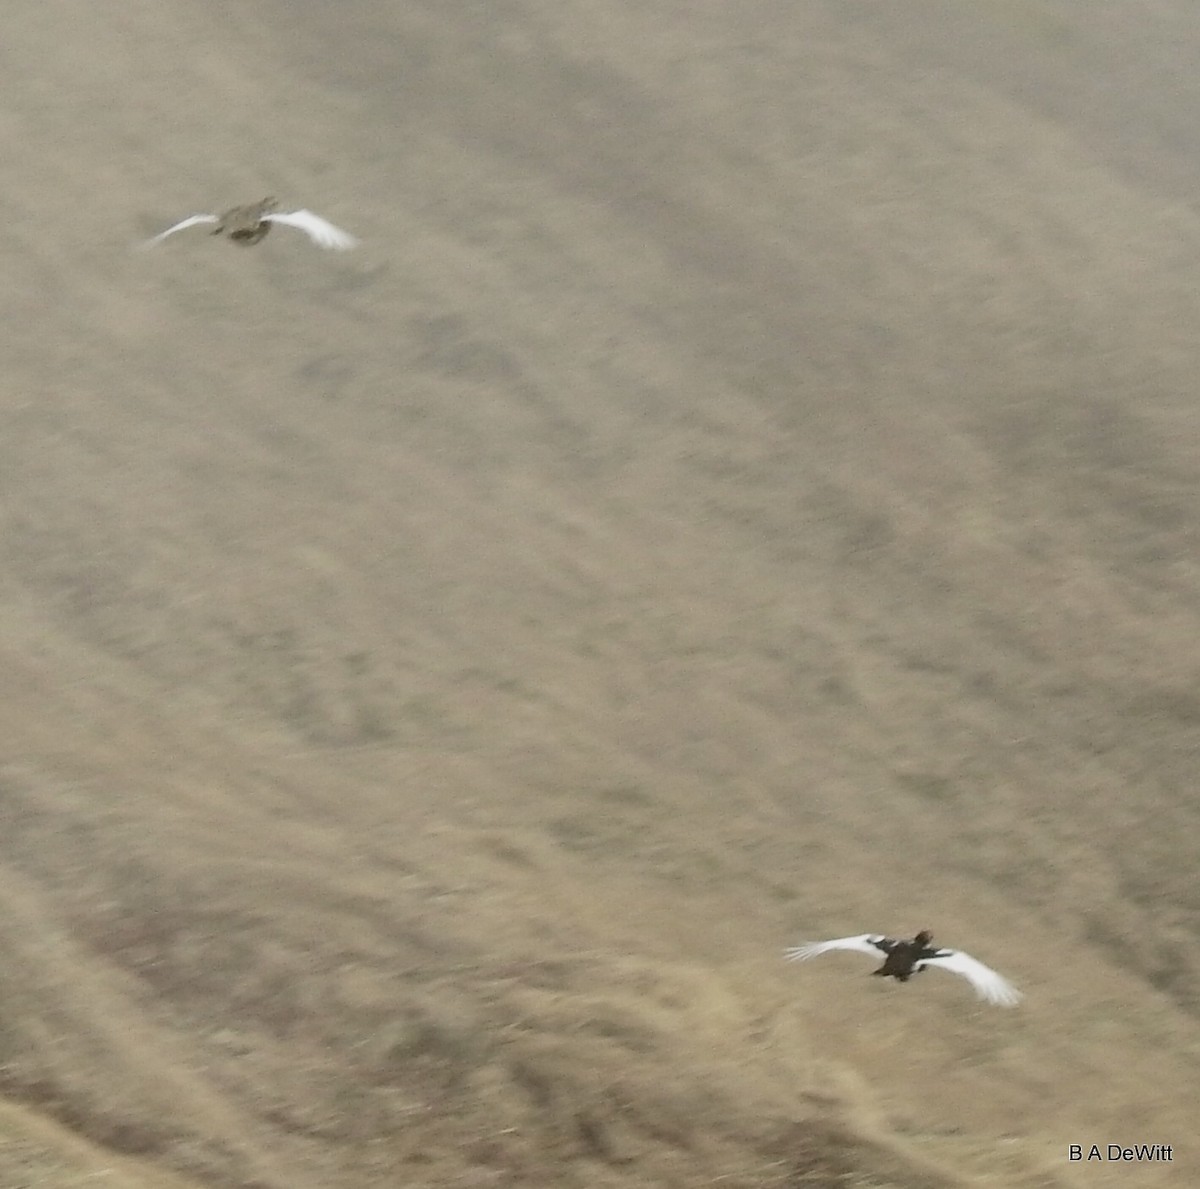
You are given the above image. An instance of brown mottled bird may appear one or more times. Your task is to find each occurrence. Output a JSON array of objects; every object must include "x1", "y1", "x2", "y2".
[
  {"x1": 785, "y1": 930, "x2": 1022, "y2": 1006},
  {"x1": 140, "y1": 198, "x2": 357, "y2": 250}
]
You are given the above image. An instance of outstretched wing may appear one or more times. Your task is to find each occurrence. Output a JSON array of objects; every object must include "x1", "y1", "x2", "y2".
[
  {"x1": 264, "y1": 209, "x2": 358, "y2": 249},
  {"x1": 917, "y1": 949, "x2": 1022, "y2": 1006},
  {"x1": 784, "y1": 934, "x2": 892, "y2": 963},
  {"x1": 139, "y1": 213, "x2": 219, "y2": 248}
]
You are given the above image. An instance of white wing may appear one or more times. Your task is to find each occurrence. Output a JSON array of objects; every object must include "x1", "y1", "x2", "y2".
[
  {"x1": 784, "y1": 934, "x2": 889, "y2": 963},
  {"x1": 139, "y1": 213, "x2": 219, "y2": 249},
  {"x1": 264, "y1": 209, "x2": 358, "y2": 249},
  {"x1": 918, "y1": 950, "x2": 1022, "y2": 1006}
]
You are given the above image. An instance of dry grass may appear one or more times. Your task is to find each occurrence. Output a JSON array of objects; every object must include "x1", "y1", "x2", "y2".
[{"x1": 0, "y1": 0, "x2": 1197, "y2": 1185}]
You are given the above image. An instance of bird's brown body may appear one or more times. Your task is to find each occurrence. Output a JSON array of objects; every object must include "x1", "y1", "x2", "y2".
[
  {"x1": 213, "y1": 197, "x2": 278, "y2": 245},
  {"x1": 870, "y1": 930, "x2": 938, "y2": 982}
]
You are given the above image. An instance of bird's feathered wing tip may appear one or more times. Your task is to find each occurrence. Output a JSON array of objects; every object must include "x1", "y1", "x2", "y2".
[
  {"x1": 137, "y1": 213, "x2": 220, "y2": 249},
  {"x1": 918, "y1": 950, "x2": 1023, "y2": 1006},
  {"x1": 784, "y1": 934, "x2": 889, "y2": 962},
  {"x1": 264, "y1": 209, "x2": 358, "y2": 249}
]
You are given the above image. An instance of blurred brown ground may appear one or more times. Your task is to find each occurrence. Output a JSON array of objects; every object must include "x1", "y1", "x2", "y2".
[{"x1": 0, "y1": 1, "x2": 1197, "y2": 1185}]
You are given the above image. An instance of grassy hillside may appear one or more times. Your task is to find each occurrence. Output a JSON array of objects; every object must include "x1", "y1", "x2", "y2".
[{"x1": 0, "y1": 1, "x2": 1196, "y2": 1184}]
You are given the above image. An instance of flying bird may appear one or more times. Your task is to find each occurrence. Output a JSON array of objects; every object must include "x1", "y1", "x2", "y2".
[
  {"x1": 140, "y1": 197, "x2": 357, "y2": 250},
  {"x1": 784, "y1": 930, "x2": 1022, "y2": 1006}
]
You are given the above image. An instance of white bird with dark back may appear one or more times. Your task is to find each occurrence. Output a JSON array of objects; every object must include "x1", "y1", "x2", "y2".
[
  {"x1": 785, "y1": 930, "x2": 1022, "y2": 1006},
  {"x1": 140, "y1": 197, "x2": 357, "y2": 250}
]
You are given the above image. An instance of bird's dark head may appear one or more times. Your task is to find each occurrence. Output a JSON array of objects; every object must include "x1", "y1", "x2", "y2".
[{"x1": 913, "y1": 930, "x2": 933, "y2": 947}]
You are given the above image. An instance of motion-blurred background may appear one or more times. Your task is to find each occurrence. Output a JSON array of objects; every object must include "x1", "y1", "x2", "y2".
[{"x1": 0, "y1": 2, "x2": 1196, "y2": 1185}]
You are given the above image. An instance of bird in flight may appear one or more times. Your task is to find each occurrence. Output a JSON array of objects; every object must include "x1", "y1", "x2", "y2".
[
  {"x1": 140, "y1": 197, "x2": 357, "y2": 250},
  {"x1": 784, "y1": 930, "x2": 1022, "y2": 1006}
]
